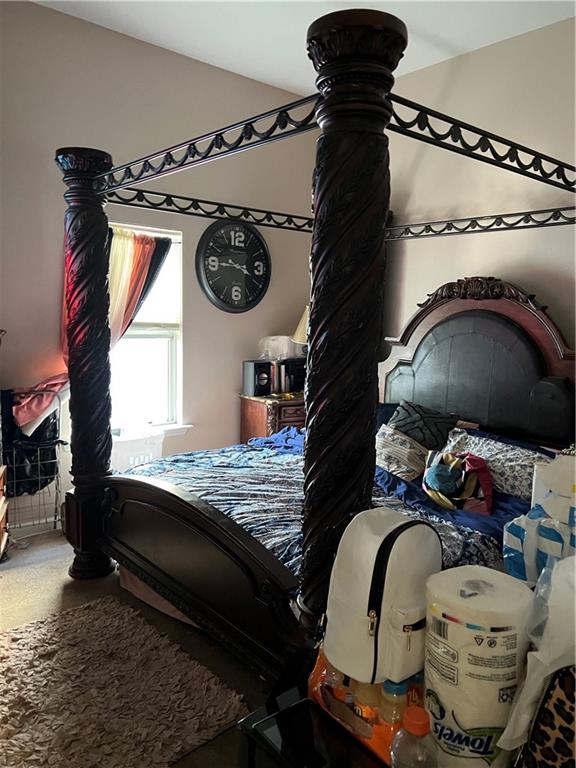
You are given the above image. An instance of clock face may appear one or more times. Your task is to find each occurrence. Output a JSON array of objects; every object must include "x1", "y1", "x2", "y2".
[{"x1": 195, "y1": 221, "x2": 271, "y2": 313}]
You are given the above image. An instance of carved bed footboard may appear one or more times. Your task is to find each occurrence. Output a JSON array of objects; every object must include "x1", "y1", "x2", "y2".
[{"x1": 98, "y1": 475, "x2": 303, "y2": 678}]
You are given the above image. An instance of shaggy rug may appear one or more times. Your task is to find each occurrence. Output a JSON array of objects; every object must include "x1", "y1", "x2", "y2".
[{"x1": 0, "y1": 596, "x2": 249, "y2": 767}]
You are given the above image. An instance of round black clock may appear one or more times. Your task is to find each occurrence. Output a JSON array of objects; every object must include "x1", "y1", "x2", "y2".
[{"x1": 195, "y1": 221, "x2": 271, "y2": 313}]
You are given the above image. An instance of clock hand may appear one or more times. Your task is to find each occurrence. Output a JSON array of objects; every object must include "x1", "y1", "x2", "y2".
[{"x1": 222, "y1": 258, "x2": 249, "y2": 276}]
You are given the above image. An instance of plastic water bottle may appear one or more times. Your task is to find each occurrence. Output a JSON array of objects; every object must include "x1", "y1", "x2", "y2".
[
  {"x1": 379, "y1": 679, "x2": 408, "y2": 724},
  {"x1": 390, "y1": 706, "x2": 437, "y2": 767},
  {"x1": 379, "y1": 679, "x2": 408, "y2": 762}
]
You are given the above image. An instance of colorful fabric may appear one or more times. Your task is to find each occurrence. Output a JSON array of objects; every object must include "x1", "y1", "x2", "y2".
[
  {"x1": 375, "y1": 466, "x2": 529, "y2": 542},
  {"x1": 387, "y1": 400, "x2": 458, "y2": 451},
  {"x1": 422, "y1": 451, "x2": 493, "y2": 515},
  {"x1": 443, "y1": 428, "x2": 553, "y2": 500}
]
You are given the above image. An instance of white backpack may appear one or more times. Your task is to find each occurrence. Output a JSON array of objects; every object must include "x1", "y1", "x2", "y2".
[{"x1": 323, "y1": 507, "x2": 442, "y2": 684}]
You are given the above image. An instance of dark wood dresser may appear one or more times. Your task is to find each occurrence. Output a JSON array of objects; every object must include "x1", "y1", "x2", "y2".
[{"x1": 240, "y1": 395, "x2": 305, "y2": 443}]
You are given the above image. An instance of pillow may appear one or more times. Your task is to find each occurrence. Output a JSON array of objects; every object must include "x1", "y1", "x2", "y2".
[
  {"x1": 388, "y1": 400, "x2": 458, "y2": 451},
  {"x1": 375, "y1": 424, "x2": 427, "y2": 481},
  {"x1": 375, "y1": 402, "x2": 399, "y2": 434},
  {"x1": 443, "y1": 428, "x2": 553, "y2": 500},
  {"x1": 461, "y1": 428, "x2": 557, "y2": 458}
]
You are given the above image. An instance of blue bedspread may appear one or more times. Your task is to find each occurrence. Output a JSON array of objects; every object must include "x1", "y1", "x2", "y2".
[
  {"x1": 374, "y1": 467, "x2": 529, "y2": 543},
  {"x1": 125, "y1": 427, "x2": 520, "y2": 577}
]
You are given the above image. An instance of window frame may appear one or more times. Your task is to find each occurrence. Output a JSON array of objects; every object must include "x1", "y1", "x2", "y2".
[{"x1": 109, "y1": 224, "x2": 183, "y2": 432}]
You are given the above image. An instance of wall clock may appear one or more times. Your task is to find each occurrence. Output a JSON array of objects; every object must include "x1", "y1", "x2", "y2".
[{"x1": 195, "y1": 220, "x2": 271, "y2": 313}]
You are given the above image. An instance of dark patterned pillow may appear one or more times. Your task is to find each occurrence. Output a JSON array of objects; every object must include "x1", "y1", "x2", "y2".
[{"x1": 388, "y1": 400, "x2": 458, "y2": 451}]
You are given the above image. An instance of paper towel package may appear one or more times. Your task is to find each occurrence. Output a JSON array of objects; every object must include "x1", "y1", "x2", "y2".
[
  {"x1": 425, "y1": 566, "x2": 533, "y2": 767},
  {"x1": 502, "y1": 507, "x2": 546, "y2": 585},
  {"x1": 531, "y1": 454, "x2": 575, "y2": 526},
  {"x1": 535, "y1": 517, "x2": 576, "y2": 572},
  {"x1": 503, "y1": 503, "x2": 575, "y2": 586}
]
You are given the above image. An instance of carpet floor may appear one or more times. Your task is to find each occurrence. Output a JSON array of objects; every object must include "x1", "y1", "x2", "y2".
[
  {"x1": 0, "y1": 531, "x2": 265, "y2": 767},
  {"x1": 1, "y1": 596, "x2": 249, "y2": 768}
]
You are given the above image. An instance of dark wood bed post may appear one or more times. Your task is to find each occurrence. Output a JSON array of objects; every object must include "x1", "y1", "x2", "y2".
[
  {"x1": 55, "y1": 147, "x2": 115, "y2": 579},
  {"x1": 298, "y1": 11, "x2": 407, "y2": 634}
]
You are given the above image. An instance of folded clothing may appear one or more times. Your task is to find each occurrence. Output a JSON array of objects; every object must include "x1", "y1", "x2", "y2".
[
  {"x1": 422, "y1": 450, "x2": 493, "y2": 515},
  {"x1": 374, "y1": 466, "x2": 528, "y2": 542},
  {"x1": 443, "y1": 428, "x2": 553, "y2": 500},
  {"x1": 248, "y1": 426, "x2": 304, "y2": 454}
]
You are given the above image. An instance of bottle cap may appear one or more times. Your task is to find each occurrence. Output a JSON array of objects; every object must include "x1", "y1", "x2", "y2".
[
  {"x1": 382, "y1": 679, "x2": 408, "y2": 695},
  {"x1": 403, "y1": 706, "x2": 430, "y2": 736}
]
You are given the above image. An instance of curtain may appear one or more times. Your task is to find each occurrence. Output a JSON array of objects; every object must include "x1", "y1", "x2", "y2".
[
  {"x1": 130, "y1": 237, "x2": 172, "y2": 325},
  {"x1": 12, "y1": 229, "x2": 172, "y2": 430}
]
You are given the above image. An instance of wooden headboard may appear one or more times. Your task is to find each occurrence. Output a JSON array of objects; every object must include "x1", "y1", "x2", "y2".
[{"x1": 379, "y1": 277, "x2": 575, "y2": 446}]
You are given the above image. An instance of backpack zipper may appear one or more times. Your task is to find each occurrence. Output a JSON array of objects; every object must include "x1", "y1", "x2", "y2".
[
  {"x1": 367, "y1": 520, "x2": 424, "y2": 684},
  {"x1": 403, "y1": 617, "x2": 427, "y2": 651}
]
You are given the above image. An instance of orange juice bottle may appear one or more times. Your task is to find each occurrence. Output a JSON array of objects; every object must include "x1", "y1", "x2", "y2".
[{"x1": 354, "y1": 682, "x2": 381, "y2": 724}]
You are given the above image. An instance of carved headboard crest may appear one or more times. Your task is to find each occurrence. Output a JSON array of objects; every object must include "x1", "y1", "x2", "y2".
[{"x1": 417, "y1": 276, "x2": 544, "y2": 311}]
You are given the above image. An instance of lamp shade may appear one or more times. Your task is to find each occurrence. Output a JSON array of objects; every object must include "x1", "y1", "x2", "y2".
[{"x1": 292, "y1": 305, "x2": 309, "y2": 345}]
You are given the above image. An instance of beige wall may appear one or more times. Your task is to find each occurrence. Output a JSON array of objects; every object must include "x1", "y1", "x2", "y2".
[
  {"x1": 0, "y1": 2, "x2": 315, "y2": 452},
  {"x1": 386, "y1": 18, "x2": 575, "y2": 346},
  {"x1": 1, "y1": 6, "x2": 574, "y2": 458}
]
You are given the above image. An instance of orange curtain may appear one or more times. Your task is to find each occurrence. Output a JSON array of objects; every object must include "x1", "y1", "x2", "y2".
[
  {"x1": 13, "y1": 230, "x2": 162, "y2": 429},
  {"x1": 120, "y1": 234, "x2": 156, "y2": 336}
]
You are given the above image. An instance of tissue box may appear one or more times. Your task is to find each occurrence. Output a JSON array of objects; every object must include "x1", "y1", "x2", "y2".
[
  {"x1": 503, "y1": 506, "x2": 547, "y2": 585},
  {"x1": 532, "y1": 455, "x2": 575, "y2": 526}
]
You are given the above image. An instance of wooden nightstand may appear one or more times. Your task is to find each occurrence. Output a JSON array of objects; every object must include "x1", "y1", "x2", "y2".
[{"x1": 240, "y1": 395, "x2": 305, "y2": 443}]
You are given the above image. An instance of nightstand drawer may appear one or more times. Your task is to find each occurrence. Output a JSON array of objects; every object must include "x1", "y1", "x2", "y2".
[{"x1": 278, "y1": 404, "x2": 305, "y2": 422}]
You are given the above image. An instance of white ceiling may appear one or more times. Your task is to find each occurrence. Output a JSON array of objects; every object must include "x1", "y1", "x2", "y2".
[{"x1": 40, "y1": 1, "x2": 575, "y2": 95}]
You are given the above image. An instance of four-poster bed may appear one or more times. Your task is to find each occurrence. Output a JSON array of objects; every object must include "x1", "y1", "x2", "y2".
[{"x1": 55, "y1": 9, "x2": 575, "y2": 676}]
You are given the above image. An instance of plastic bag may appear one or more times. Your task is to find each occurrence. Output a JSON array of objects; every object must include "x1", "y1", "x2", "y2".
[{"x1": 498, "y1": 555, "x2": 575, "y2": 751}]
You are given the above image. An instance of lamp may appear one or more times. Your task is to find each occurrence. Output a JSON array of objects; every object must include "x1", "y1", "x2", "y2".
[{"x1": 292, "y1": 305, "x2": 309, "y2": 349}]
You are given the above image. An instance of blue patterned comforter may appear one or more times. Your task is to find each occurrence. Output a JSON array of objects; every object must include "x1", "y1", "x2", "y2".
[{"x1": 125, "y1": 428, "x2": 524, "y2": 576}]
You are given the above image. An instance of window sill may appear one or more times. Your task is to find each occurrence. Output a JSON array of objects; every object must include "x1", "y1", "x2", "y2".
[
  {"x1": 162, "y1": 424, "x2": 194, "y2": 437},
  {"x1": 112, "y1": 424, "x2": 193, "y2": 441}
]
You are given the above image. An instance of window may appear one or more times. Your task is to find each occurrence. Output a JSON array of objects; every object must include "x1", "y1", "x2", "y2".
[{"x1": 110, "y1": 227, "x2": 182, "y2": 432}]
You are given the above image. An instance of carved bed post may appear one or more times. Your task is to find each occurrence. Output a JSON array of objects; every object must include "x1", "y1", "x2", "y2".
[
  {"x1": 55, "y1": 147, "x2": 115, "y2": 579},
  {"x1": 298, "y1": 11, "x2": 408, "y2": 634}
]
